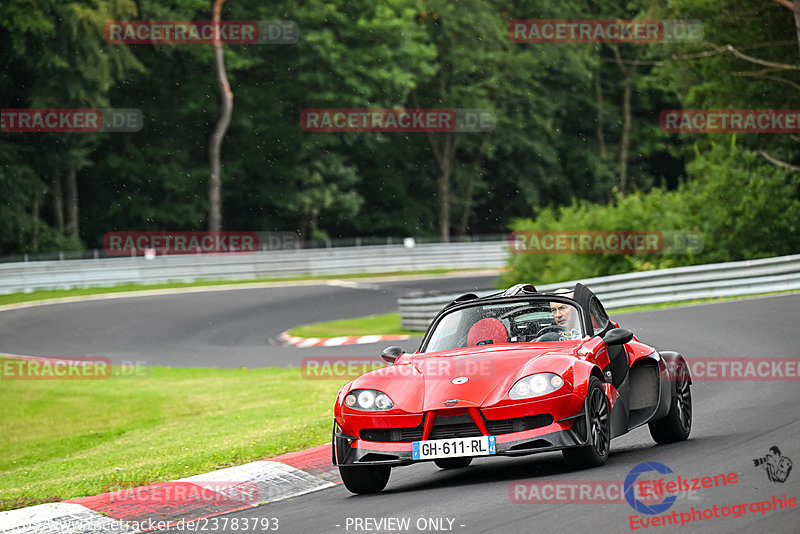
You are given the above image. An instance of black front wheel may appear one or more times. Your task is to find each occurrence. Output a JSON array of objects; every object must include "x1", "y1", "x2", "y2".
[
  {"x1": 648, "y1": 361, "x2": 692, "y2": 444},
  {"x1": 434, "y1": 457, "x2": 472, "y2": 469},
  {"x1": 339, "y1": 465, "x2": 391, "y2": 494},
  {"x1": 563, "y1": 377, "x2": 611, "y2": 469}
]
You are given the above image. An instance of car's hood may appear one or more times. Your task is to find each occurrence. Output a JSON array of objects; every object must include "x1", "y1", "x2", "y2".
[{"x1": 350, "y1": 342, "x2": 582, "y2": 412}]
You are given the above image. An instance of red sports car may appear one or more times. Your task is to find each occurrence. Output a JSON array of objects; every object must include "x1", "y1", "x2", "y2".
[{"x1": 332, "y1": 283, "x2": 692, "y2": 494}]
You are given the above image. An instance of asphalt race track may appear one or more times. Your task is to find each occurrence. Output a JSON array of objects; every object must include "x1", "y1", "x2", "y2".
[
  {"x1": 2, "y1": 278, "x2": 798, "y2": 533},
  {"x1": 176, "y1": 292, "x2": 798, "y2": 534},
  {"x1": 0, "y1": 274, "x2": 494, "y2": 367}
]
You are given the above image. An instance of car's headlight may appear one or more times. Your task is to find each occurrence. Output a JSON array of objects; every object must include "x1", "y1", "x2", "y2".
[
  {"x1": 344, "y1": 389, "x2": 394, "y2": 411},
  {"x1": 509, "y1": 373, "x2": 564, "y2": 400}
]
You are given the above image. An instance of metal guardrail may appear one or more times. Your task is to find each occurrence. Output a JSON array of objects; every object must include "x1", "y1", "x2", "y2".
[
  {"x1": 0, "y1": 241, "x2": 508, "y2": 295},
  {"x1": 398, "y1": 253, "x2": 800, "y2": 331},
  {"x1": 0, "y1": 233, "x2": 510, "y2": 264}
]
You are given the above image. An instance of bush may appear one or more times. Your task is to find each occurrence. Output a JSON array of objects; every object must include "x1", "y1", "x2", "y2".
[{"x1": 501, "y1": 139, "x2": 799, "y2": 287}]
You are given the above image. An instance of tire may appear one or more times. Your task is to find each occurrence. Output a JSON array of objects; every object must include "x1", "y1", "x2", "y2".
[
  {"x1": 648, "y1": 361, "x2": 692, "y2": 444},
  {"x1": 434, "y1": 457, "x2": 473, "y2": 469},
  {"x1": 338, "y1": 465, "x2": 391, "y2": 494},
  {"x1": 563, "y1": 377, "x2": 611, "y2": 469}
]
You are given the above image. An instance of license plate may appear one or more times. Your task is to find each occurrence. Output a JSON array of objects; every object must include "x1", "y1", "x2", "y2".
[{"x1": 412, "y1": 436, "x2": 496, "y2": 460}]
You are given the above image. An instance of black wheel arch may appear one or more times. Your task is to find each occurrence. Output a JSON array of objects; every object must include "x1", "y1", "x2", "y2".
[{"x1": 659, "y1": 351, "x2": 693, "y2": 386}]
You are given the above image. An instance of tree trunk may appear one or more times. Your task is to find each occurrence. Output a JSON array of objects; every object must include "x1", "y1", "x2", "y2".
[
  {"x1": 594, "y1": 67, "x2": 607, "y2": 158},
  {"x1": 438, "y1": 165, "x2": 451, "y2": 242},
  {"x1": 619, "y1": 77, "x2": 632, "y2": 194},
  {"x1": 612, "y1": 45, "x2": 643, "y2": 195},
  {"x1": 298, "y1": 215, "x2": 309, "y2": 242},
  {"x1": 298, "y1": 212, "x2": 318, "y2": 242},
  {"x1": 794, "y1": 0, "x2": 800, "y2": 58},
  {"x1": 457, "y1": 160, "x2": 478, "y2": 238},
  {"x1": 208, "y1": 0, "x2": 233, "y2": 232},
  {"x1": 429, "y1": 132, "x2": 460, "y2": 242},
  {"x1": 51, "y1": 168, "x2": 64, "y2": 233},
  {"x1": 412, "y1": 85, "x2": 460, "y2": 242},
  {"x1": 32, "y1": 198, "x2": 39, "y2": 250},
  {"x1": 458, "y1": 132, "x2": 491, "y2": 237},
  {"x1": 594, "y1": 64, "x2": 613, "y2": 202},
  {"x1": 65, "y1": 165, "x2": 79, "y2": 239}
]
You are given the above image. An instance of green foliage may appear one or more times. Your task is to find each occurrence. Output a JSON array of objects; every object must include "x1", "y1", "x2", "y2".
[
  {"x1": 0, "y1": 139, "x2": 83, "y2": 253},
  {"x1": 1, "y1": 0, "x2": 798, "y2": 257},
  {"x1": 681, "y1": 139, "x2": 800, "y2": 262},
  {"x1": 0, "y1": 0, "x2": 144, "y2": 254},
  {"x1": 502, "y1": 139, "x2": 800, "y2": 286}
]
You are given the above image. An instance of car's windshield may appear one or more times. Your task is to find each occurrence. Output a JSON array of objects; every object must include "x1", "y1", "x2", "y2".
[{"x1": 423, "y1": 299, "x2": 583, "y2": 353}]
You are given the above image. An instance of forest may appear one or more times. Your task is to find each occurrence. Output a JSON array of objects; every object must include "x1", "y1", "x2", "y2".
[{"x1": 1, "y1": 0, "x2": 798, "y2": 275}]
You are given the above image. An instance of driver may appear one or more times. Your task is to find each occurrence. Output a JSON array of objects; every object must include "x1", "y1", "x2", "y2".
[{"x1": 549, "y1": 288, "x2": 581, "y2": 339}]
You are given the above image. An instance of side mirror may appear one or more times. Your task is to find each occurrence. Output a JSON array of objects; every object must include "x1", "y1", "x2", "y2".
[
  {"x1": 603, "y1": 328, "x2": 633, "y2": 346},
  {"x1": 381, "y1": 346, "x2": 405, "y2": 363}
]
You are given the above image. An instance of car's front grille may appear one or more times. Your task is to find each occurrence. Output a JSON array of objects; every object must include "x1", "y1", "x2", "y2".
[
  {"x1": 488, "y1": 414, "x2": 553, "y2": 434},
  {"x1": 431, "y1": 422, "x2": 482, "y2": 439},
  {"x1": 398, "y1": 427, "x2": 423, "y2": 441},
  {"x1": 360, "y1": 413, "x2": 553, "y2": 442}
]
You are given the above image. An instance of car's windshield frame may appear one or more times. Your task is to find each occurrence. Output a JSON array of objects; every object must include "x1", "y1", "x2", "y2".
[{"x1": 419, "y1": 295, "x2": 588, "y2": 353}]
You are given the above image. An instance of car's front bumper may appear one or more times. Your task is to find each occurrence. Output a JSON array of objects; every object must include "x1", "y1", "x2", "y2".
[{"x1": 333, "y1": 402, "x2": 589, "y2": 467}]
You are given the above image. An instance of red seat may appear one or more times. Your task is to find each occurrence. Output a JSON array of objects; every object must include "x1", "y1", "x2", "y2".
[{"x1": 467, "y1": 318, "x2": 508, "y2": 346}]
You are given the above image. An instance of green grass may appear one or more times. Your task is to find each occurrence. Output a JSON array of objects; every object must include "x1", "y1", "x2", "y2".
[
  {"x1": 0, "y1": 361, "x2": 347, "y2": 511},
  {"x1": 0, "y1": 268, "x2": 485, "y2": 308},
  {"x1": 288, "y1": 313, "x2": 423, "y2": 338}
]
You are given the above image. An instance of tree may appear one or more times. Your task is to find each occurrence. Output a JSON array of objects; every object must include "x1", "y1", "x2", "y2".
[
  {"x1": 649, "y1": 0, "x2": 799, "y2": 170},
  {"x1": 0, "y1": 0, "x2": 142, "y2": 253},
  {"x1": 411, "y1": 0, "x2": 509, "y2": 241},
  {"x1": 208, "y1": 0, "x2": 233, "y2": 232}
]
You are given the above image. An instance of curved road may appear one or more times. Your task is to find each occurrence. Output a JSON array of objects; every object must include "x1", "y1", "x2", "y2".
[
  {"x1": 0, "y1": 274, "x2": 494, "y2": 367},
  {"x1": 1, "y1": 278, "x2": 798, "y2": 533},
  {"x1": 191, "y1": 293, "x2": 799, "y2": 534}
]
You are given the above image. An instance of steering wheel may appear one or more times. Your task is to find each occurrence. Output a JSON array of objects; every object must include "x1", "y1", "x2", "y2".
[{"x1": 534, "y1": 324, "x2": 566, "y2": 337}]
